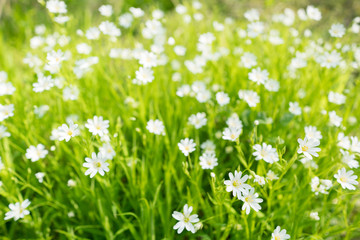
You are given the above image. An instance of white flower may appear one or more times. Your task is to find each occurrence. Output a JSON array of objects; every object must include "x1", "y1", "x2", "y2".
[
  {"x1": 329, "y1": 23, "x2": 346, "y2": 38},
  {"x1": 83, "y1": 152, "x2": 110, "y2": 178},
  {"x1": 247, "y1": 21, "x2": 264, "y2": 37},
  {"x1": 289, "y1": 101, "x2": 301, "y2": 115},
  {"x1": 329, "y1": 111, "x2": 342, "y2": 127},
  {"x1": 99, "y1": 143, "x2": 116, "y2": 160},
  {"x1": 334, "y1": 168, "x2": 358, "y2": 190},
  {"x1": 56, "y1": 122, "x2": 80, "y2": 142},
  {"x1": 200, "y1": 140, "x2": 216, "y2": 153},
  {"x1": 199, "y1": 152, "x2": 218, "y2": 169},
  {"x1": 340, "y1": 150, "x2": 358, "y2": 169},
  {"x1": 0, "y1": 157, "x2": 4, "y2": 171},
  {"x1": 224, "y1": 170, "x2": 252, "y2": 198},
  {"x1": 67, "y1": 179, "x2": 76, "y2": 187},
  {"x1": 222, "y1": 127, "x2": 242, "y2": 142},
  {"x1": 146, "y1": 119, "x2": 165, "y2": 135},
  {"x1": 239, "y1": 188, "x2": 263, "y2": 214},
  {"x1": 266, "y1": 170, "x2": 279, "y2": 181},
  {"x1": 133, "y1": 67, "x2": 154, "y2": 85},
  {"x1": 25, "y1": 144, "x2": 48, "y2": 162},
  {"x1": 129, "y1": 7, "x2": 144, "y2": 18},
  {"x1": 76, "y1": 43, "x2": 92, "y2": 55},
  {"x1": 85, "y1": 27, "x2": 100, "y2": 40},
  {"x1": 216, "y1": 92, "x2": 230, "y2": 106},
  {"x1": 0, "y1": 104, "x2": 14, "y2": 122},
  {"x1": 241, "y1": 52, "x2": 257, "y2": 68},
  {"x1": 305, "y1": 126, "x2": 322, "y2": 141},
  {"x1": 264, "y1": 79, "x2": 280, "y2": 92},
  {"x1": 119, "y1": 13, "x2": 133, "y2": 28},
  {"x1": 35, "y1": 172, "x2": 45, "y2": 183},
  {"x1": 297, "y1": 137, "x2": 321, "y2": 160},
  {"x1": 33, "y1": 75, "x2": 54, "y2": 92},
  {"x1": 0, "y1": 125, "x2": 10, "y2": 138},
  {"x1": 310, "y1": 211, "x2": 320, "y2": 221},
  {"x1": 172, "y1": 204, "x2": 200, "y2": 234},
  {"x1": 238, "y1": 90, "x2": 260, "y2": 107},
  {"x1": 248, "y1": 67, "x2": 269, "y2": 85},
  {"x1": 253, "y1": 174, "x2": 266, "y2": 186},
  {"x1": 317, "y1": 50, "x2": 342, "y2": 69},
  {"x1": 174, "y1": 45, "x2": 186, "y2": 56},
  {"x1": 63, "y1": 85, "x2": 80, "y2": 100},
  {"x1": 139, "y1": 51, "x2": 158, "y2": 68},
  {"x1": 337, "y1": 132, "x2": 350, "y2": 150},
  {"x1": 47, "y1": 50, "x2": 65, "y2": 67},
  {"x1": 271, "y1": 226, "x2": 290, "y2": 240},
  {"x1": 99, "y1": 21, "x2": 121, "y2": 37},
  {"x1": 46, "y1": 0, "x2": 67, "y2": 14},
  {"x1": 350, "y1": 136, "x2": 360, "y2": 153},
  {"x1": 328, "y1": 91, "x2": 346, "y2": 105},
  {"x1": 253, "y1": 142, "x2": 279, "y2": 164},
  {"x1": 178, "y1": 138, "x2": 196, "y2": 156},
  {"x1": 244, "y1": 9, "x2": 260, "y2": 22},
  {"x1": 34, "y1": 105, "x2": 49, "y2": 118},
  {"x1": 99, "y1": 5, "x2": 113, "y2": 17},
  {"x1": 306, "y1": 5, "x2": 321, "y2": 21},
  {"x1": 4, "y1": 199, "x2": 31, "y2": 221},
  {"x1": 188, "y1": 112, "x2": 207, "y2": 129},
  {"x1": 0, "y1": 82, "x2": 16, "y2": 96},
  {"x1": 85, "y1": 116, "x2": 110, "y2": 137},
  {"x1": 226, "y1": 113, "x2": 243, "y2": 129},
  {"x1": 311, "y1": 176, "x2": 332, "y2": 195}
]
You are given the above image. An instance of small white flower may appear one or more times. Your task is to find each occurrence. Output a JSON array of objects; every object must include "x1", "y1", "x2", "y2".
[
  {"x1": 329, "y1": 23, "x2": 346, "y2": 38},
  {"x1": 239, "y1": 188, "x2": 263, "y2": 214},
  {"x1": 46, "y1": 0, "x2": 67, "y2": 14},
  {"x1": 35, "y1": 172, "x2": 45, "y2": 183},
  {"x1": 99, "y1": 143, "x2": 116, "y2": 160},
  {"x1": 224, "y1": 170, "x2": 252, "y2": 198},
  {"x1": 334, "y1": 168, "x2": 358, "y2": 190},
  {"x1": 188, "y1": 112, "x2": 207, "y2": 129},
  {"x1": 0, "y1": 125, "x2": 10, "y2": 138},
  {"x1": 266, "y1": 170, "x2": 279, "y2": 181},
  {"x1": 4, "y1": 199, "x2": 31, "y2": 221},
  {"x1": 146, "y1": 119, "x2": 165, "y2": 135},
  {"x1": 297, "y1": 137, "x2": 321, "y2": 160},
  {"x1": 222, "y1": 127, "x2": 242, "y2": 142},
  {"x1": 289, "y1": 101, "x2": 301, "y2": 115},
  {"x1": 271, "y1": 226, "x2": 290, "y2": 240},
  {"x1": 311, "y1": 176, "x2": 332, "y2": 195},
  {"x1": 83, "y1": 152, "x2": 110, "y2": 178},
  {"x1": 172, "y1": 204, "x2": 200, "y2": 234},
  {"x1": 85, "y1": 116, "x2": 110, "y2": 137},
  {"x1": 252, "y1": 142, "x2": 279, "y2": 164},
  {"x1": 238, "y1": 90, "x2": 260, "y2": 107},
  {"x1": 248, "y1": 67, "x2": 269, "y2": 85},
  {"x1": 216, "y1": 92, "x2": 230, "y2": 106},
  {"x1": 305, "y1": 126, "x2": 322, "y2": 141},
  {"x1": 25, "y1": 144, "x2": 48, "y2": 162},
  {"x1": 199, "y1": 152, "x2": 218, "y2": 169},
  {"x1": 200, "y1": 140, "x2": 216, "y2": 153},
  {"x1": 340, "y1": 149, "x2": 358, "y2": 169},
  {"x1": 98, "y1": 5, "x2": 113, "y2": 17},
  {"x1": 329, "y1": 111, "x2": 342, "y2": 127},
  {"x1": 328, "y1": 91, "x2": 346, "y2": 105},
  {"x1": 310, "y1": 211, "x2": 320, "y2": 221},
  {"x1": 178, "y1": 138, "x2": 196, "y2": 156}
]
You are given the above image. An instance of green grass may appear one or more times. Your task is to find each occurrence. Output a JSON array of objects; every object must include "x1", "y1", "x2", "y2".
[{"x1": 0, "y1": 1, "x2": 360, "y2": 239}]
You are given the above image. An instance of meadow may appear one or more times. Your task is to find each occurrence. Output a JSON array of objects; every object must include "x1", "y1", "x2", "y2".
[{"x1": 0, "y1": 0, "x2": 360, "y2": 239}]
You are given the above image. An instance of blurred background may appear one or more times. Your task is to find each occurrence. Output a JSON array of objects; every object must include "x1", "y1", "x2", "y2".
[{"x1": 0, "y1": 0, "x2": 359, "y2": 46}]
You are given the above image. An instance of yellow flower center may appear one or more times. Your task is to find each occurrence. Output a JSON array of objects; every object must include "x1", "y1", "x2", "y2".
[{"x1": 302, "y1": 145, "x2": 308, "y2": 152}]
